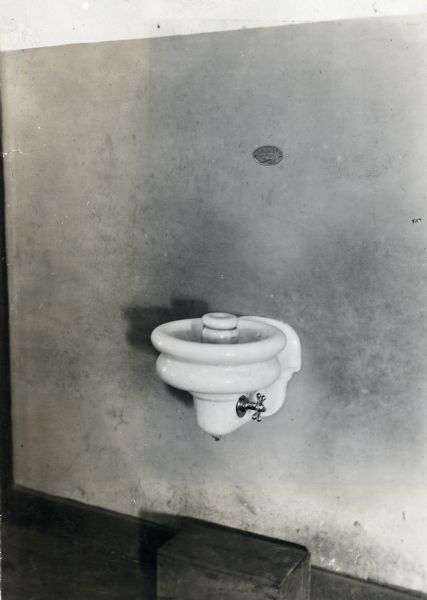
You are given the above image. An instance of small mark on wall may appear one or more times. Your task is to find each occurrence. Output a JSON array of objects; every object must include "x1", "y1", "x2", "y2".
[
  {"x1": 252, "y1": 145, "x2": 283, "y2": 166},
  {"x1": 106, "y1": 407, "x2": 130, "y2": 430},
  {"x1": 412, "y1": 217, "x2": 422, "y2": 223},
  {"x1": 77, "y1": 486, "x2": 87, "y2": 498}
]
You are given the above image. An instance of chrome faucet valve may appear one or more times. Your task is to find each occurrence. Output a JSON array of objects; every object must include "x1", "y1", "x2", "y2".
[{"x1": 236, "y1": 392, "x2": 267, "y2": 421}]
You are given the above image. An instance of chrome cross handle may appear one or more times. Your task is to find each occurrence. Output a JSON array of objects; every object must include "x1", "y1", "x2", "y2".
[{"x1": 236, "y1": 392, "x2": 267, "y2": 421}]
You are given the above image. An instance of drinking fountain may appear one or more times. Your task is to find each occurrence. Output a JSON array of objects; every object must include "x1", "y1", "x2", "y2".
[{"x1": 151, "y1": 312, "x2": 301, "y2": 437}]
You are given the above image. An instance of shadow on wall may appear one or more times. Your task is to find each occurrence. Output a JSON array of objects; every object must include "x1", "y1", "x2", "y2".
[
  {"x1": 122, "y1": 297, "x2": 210, "y2": 407},
  {"x1": 135, "y1": 510, "x2": 306, "y2": 578},
  {"x1": 0, "y1": 95, "x2": 13, "y2": 503},
  {"x1": 122, "y1": 297, "x2": 210, "y2": 357}
]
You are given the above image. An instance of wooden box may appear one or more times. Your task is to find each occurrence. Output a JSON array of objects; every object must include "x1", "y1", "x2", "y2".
[{"x1": 157, "y1": 524, "x2": 310, "y2": 599}]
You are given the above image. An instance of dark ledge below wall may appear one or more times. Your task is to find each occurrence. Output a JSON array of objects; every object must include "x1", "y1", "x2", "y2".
[{"x1": 3, "y1": 485, "x2": 426, "y2": 600}]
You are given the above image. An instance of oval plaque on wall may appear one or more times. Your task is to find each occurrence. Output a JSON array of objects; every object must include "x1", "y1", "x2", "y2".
[{"x1": 253, "y1": 145, "x2": 283, "y2": 166}]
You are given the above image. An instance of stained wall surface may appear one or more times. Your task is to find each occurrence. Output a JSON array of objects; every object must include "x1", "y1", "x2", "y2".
[{"x1": 2, "y1": 16, "x2": 427, "y2": 591}]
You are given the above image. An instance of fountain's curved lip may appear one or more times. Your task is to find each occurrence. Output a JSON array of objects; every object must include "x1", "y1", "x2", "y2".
[{"x1": 151, "y1": 317, "x2": 286, "y2": 365}]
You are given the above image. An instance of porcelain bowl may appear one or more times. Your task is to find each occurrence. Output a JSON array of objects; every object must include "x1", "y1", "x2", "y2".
[{"x1": 151, "y1": 317, "x2": 287, "y2": 395}]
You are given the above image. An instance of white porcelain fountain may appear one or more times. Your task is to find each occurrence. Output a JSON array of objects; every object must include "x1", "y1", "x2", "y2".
[{"x1": 151, "y1": 312, "x2": 301, "y2": 437}]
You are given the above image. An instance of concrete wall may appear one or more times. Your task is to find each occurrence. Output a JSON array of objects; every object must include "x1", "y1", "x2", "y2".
[{"x1": 2, "y1": 15, "x2": 427, "y2": 591}]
